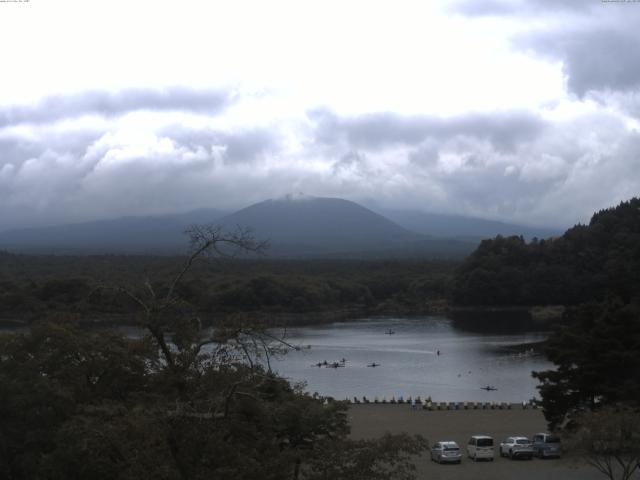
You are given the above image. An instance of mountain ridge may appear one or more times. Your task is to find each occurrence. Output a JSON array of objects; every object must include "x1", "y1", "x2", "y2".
[
  {"x1": 376, "y1": 208, "x2": 560, "y2": 241},
  {"x1": 0, "y1": 196, "x2": 559, "y2": 258}
]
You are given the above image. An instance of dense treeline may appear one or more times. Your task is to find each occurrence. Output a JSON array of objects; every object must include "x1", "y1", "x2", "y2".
[
  {"x1": 533, "y1": 299, "x2": 640, "y2": 429},
  {"x1": 0, "y1": 254, "x2": 455, "y2": 324},
  {"x1": 0, "y1": 227, "x2": 427, "y2": 480},
  {"x1": 498, "y1": 198, "x2": 640, "y2": 433},
  {"x1": 453, "y1": 198, "x2": 640, "y2": 306},
  {"x1": 450, "y1": 198, "x2": 640, "y2": 430}
]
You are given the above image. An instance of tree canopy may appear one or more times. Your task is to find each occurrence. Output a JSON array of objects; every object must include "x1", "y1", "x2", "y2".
[
  {"x1": 532, "y1": 300, "x2": 640, "y2": 430},
  {"x1": 0, "y1": 252, "x2": 455, "y2": 325},
  {"x1": 0, "y1": 226, "x2": 426, "y2": 479},
  {"x1": 453, "y1": 197, "x2": 640, "y2": 306}
]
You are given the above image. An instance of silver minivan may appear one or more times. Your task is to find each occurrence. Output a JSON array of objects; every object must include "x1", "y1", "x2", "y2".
[
  {"x1": 431, "y1": 441, "x2": 462, "y2": 464},
  {"x1": 467, "y1": 435, "x2": 494, "y2": 461}
]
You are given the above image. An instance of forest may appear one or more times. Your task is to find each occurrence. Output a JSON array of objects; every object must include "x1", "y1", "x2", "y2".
[
  {"x1": 450, "y1": 198, "x2": 640, "y2": 432},
  {"x1": 0, "y1": 227, "x2": 428, "y2": 479},
  {"x1": 0, "y1": 254, "x2": 455, "y2": 326},
  {"x1": 452, "y1": 198, "x2": 640, "y2": 307}
]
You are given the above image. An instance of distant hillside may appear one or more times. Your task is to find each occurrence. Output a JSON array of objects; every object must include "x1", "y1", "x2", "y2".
[
  {"x1": 452, "y1": 197, "x2": 640, "y2": 306},
  {"x1": 0, "y1": 209, "x2": 227, "y2": 254},
  {"x1": 0, "y1": 196, "x2": 477, "y2": 258},
  {"x1": 218, "y1": 196, "x2": 413, "y2": 255},
  {"x1": 216, "y1": 196, "x2": 476, "y2": 258},
  {"x1": 377, "y1": 208, "x2": 559, "y2": 241}
]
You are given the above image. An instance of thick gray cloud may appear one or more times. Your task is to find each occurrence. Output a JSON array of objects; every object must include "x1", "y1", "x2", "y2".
[
  {"x1": 454, "y1": 0, "x2": 640, "y2": 98},
  {"x1": 160, "y1": 125, "x2": 278, "y2": 165},
  {"x1": 331, "y1": 151, "x2": 371, "y2": 178},
  {"x1": 0, "y1": 129, "x2": 103, "y2": 170},
  {"x1": 306, "y1": 108, "x2": 640, "y2": 227},
  {"x1": 592, "y1": 90, "x2": 640, "y2": 120},
  {"x1": 1, "y1": 84, "x2": 638, "y2": 232},
  {"x1": 519, "y1": 23, "x2": 640, "y2": 97},
  {"x1": 0, "y1": 87, "x2": 233, "y2": 127},
  {"x1": 0, "y1": 96, "x2": 284, "y2": 230},
  {"x1": 452, "y1": 0, "x2": 597, "y2": 17},
  {"x1": 309, "y1": 109, "x2": 546, "y2": 153},
  {"x1": 0, "y1": 87, "x2": 282, "y2": 230},
  {"x1": 407, "y1": 140, "x2": 440, "y2": 167}
]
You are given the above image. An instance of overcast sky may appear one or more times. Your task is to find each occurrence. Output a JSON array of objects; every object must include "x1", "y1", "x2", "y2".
[{"x1": 1, "y1": 0, "x2": 639, "y2": 230}]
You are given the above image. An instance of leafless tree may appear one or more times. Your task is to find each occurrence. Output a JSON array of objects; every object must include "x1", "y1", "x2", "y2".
[{"x1": 101, "y1": 225, "x2": 286, "y2": 371}]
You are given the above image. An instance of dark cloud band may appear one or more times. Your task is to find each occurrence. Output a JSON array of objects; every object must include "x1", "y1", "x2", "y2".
[
  {"x1": 309, "y1": 108, "x2": 546, "y2": 153},
  {"x1": 0, "y1": 87, "x2": 233, "y2": 128}
]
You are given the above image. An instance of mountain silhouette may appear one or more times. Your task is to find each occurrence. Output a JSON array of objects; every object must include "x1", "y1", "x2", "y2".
[{"x1": 0, "y1": 196, "x2": 556, "y2": 258}]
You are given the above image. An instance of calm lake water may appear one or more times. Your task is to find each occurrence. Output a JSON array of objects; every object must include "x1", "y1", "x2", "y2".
[
  {"x1": 2, "y1": 315, "x2": 552, "y2": 402},
  {"x1": 267, "y1": 316, "x2": 552, "y2": 402}
]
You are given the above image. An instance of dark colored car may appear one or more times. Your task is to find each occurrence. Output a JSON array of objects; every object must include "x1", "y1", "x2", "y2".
[{"x1": 532, "y1": 433, "x2": 561, "y2": 458}]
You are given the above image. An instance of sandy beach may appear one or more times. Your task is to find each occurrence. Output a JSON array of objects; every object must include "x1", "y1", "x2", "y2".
[{"x1": 348, "y1": 404, "x2": 602, "y2": 480}]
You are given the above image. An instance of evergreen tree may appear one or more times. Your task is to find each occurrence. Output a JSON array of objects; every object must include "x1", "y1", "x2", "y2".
[{"x1": 532, "y1": 300, "x2": 640, "y2": 429}]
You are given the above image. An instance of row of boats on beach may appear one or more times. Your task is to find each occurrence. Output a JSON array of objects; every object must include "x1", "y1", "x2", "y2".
[{"x1": 347, "y1": 397, "x2": 537, "y2": 410}]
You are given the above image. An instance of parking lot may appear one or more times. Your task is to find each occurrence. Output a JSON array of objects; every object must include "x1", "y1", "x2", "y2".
[{"x1": 348, "y1": 404, "x2": 603, "y2": 480}]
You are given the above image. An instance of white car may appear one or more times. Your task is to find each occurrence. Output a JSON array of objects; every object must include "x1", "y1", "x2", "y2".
[
  {"x1": 499, "y1": 436, "x2": 534, "y2": 459},
  {"x1": 430, "y1": 441, "x2": 462, "y2": 464},
  {"x1": 467, "y1": 435, "x2": 494, "y2": 461}
]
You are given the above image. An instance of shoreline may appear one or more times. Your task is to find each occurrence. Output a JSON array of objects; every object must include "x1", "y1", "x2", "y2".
[
  {"x1": 0, "y1": 303, "x2": 563, "y2": 329},
  {"x1": 0, "y1": 307, "x2": 445, "y2": 329}
]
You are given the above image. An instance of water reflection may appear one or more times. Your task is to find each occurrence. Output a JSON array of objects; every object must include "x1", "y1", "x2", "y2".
[
  {"x1": 450, "y1": 309, "x2": 540, "y2": 333},
  {"x1": 269, "y1": 316, "x2": 552, "y2": 402}
]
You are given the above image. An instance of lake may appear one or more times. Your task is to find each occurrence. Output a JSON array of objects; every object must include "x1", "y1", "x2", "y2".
[
  {"x1": 1, "y1": 315, "x2": 552, "y2": 402},
  {"x1": 267, "y1": 316, "x2": 552, "y2": 402}
]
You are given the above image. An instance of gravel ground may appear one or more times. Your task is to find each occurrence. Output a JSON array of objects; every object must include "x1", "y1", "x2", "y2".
[{"x1": 348, "y1": 404, "x2": 604, "y2": 480}]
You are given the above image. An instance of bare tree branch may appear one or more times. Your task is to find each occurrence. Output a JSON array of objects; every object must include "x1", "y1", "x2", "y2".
[
  {"x1": 144, "y1": 277, "x2": 156, "y2": 300},
  {"x1": 166, "y1": 224, "x2": 267, "y2": 304}
]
